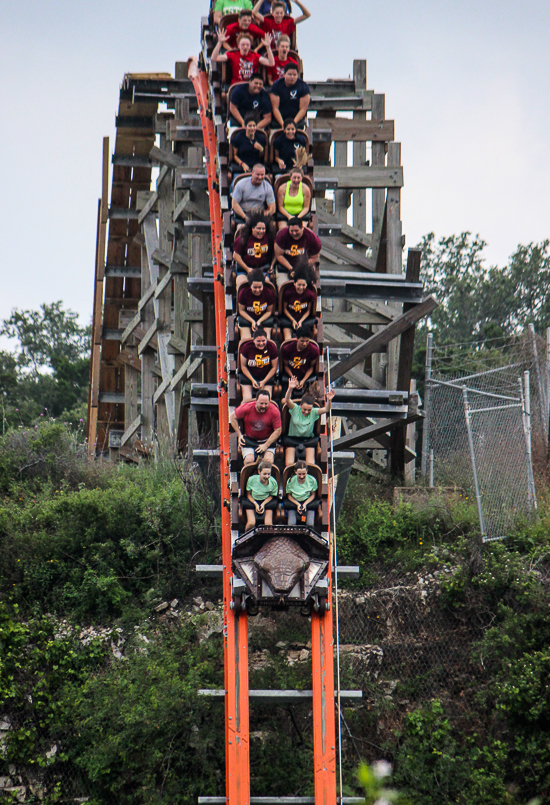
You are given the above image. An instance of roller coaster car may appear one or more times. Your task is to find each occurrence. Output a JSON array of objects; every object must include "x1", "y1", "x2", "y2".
[{"x1": 231, "y1": 524, "x2": 329, "y2": 614}]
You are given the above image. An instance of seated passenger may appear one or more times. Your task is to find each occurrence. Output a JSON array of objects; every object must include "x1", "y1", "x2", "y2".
[
  {"x1": 270, "y1": 64, "x2": 310, "y2": 129},
  {"x1": 281, "y1": 326, "x2": 319, "y2": 392},
  {"x1": 237, "y1": 269, "x2": 276, "y2": 339},
  {"x1": 284, "y1": 460, "x2": 319, "y2": 526},
  {"x1": 239, "y1": 328, "x2": 278, "y2": 401},
  {"x1": 243, "y1": 460, "x2": 279, "y2": 528},
  {"x1": 223, "y1": 10, "x2": 265, "y2": 49},
  {"x1": 214, "y1": 0, "x2": 253, "y2": 26},
  {"x1": 279, "y1": 265, "x2": 316, "y2": 340},
  {"x1": 231, "y1": 164, "x2": 276, "y2": 224},
  {"x1": 212, "y1": 31, "x2": 274, "y2": 85},
  {"x1": 267, "y1": 35, "x2": 298, "y2": 85},
  {"x1": 273, "y1": 119, "x2": 307, "y2": 173},
  {"x1": 256, "y1": 0, "x2": 291, "y2": 16},
  {"x1": 283, "y1": 377, "x2": 335, "y2": 465},
  {"x1": 274, "y1": 217, "x2": 321, "y2": 286},
  {"x1": 229, "y1": 74, "x2": 272, "y2": 129},
  {"x1": 253, "y1": 0, "x2": 311, "y2": 47},
  {"x1": 230, "y1": 389, "x2": 282, "y2": 465},
  {"x1": 233, "y1": 212, "x2": 276, "y2": 290},
  {"x1": 231, "y1": 115, "x2": 267, "y2": 177},
  {"x1": 276, "y1": 166, "x2": 311, "y2": 229}
]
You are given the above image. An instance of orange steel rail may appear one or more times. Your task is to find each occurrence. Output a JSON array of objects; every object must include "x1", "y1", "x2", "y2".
[{"x1": 189, "y1": 60, "x2": 251, "y2": 805}]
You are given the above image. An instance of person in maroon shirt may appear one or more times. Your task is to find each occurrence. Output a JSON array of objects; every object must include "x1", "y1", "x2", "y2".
[
  {"x1": 230, "y1": 389, "x2": 282, "y2": 464},
  {"x1": 274, "y1": 217, "x2": 321, "y2": 286},
  {"x1": 212, "y1": 30, "x2": 274, "y2": 84},
  {"x1": 233, "y1": 212, "x2": 276, "y2": 290},
  {"x1": 223, "y1": 10, "x2": 265, "y2": 49},
  {"x1": 281, "y1": 326, "x2": 319, "y2": 393},
  {"x1": 237, "y1": 269, "x2": 276, "y2": 340},
  {"x1": 279, "y1": 266, "x2": 316, "y2": 340},
  {"x1": 252, "y1": 0, "x2": 311, "y2": 47},
  {"x1": 239, "y1": 328, "x2": 279, "y2": 400},
  {"x1": 267, "y1": 35, "x2": 298, "y2": 85}
]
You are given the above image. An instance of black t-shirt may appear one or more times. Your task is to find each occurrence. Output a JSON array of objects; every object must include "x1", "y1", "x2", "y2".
[
  {"x1": 230, "y1": 84, "x2": 272, "y2": 120},
  {"x1": 240, "y1": 340, "x2": 278, "y2": 378},
  {"x1": 270, "y1": 77, "x2": 311, "y2": 121},
  {"x1": 231, "y1": 129, "x2": 267, "y2": 167},
  {"x1": 273, "y1": 132, "x2": 307, "y2": 169}
]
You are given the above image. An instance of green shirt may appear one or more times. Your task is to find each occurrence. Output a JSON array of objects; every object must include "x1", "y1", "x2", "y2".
[
  {"x1": 286, "y1": 474, "x2": 318, "y2": 502},
  {"x1": 288, "y1": 405, "x2": 320, "y2": 438},
  {"x1": 247, "y1": 474, "x2": 278, "y2": 501},
  {"x1": 214, "y1": 0, "x2": 253, "y2": 13}
]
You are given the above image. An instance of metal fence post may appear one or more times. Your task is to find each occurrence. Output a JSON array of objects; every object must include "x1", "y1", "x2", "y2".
[
  {"x1": 421, "y1": 332, "x2": 433, "y2": 481},
  {"x1": 462, "y1": 386, "x2": 487, "y2": 540},
  {"x1": 520, "y1": 372, "x2": 538, "y2": 512},
  {"x1": 527, "y1": 323, "x2": 547, "y2": 447}
]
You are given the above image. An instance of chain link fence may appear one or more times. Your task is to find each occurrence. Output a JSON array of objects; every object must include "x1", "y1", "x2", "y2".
[{"x1": 422, "y1": 329, "x2": 549, "y2": 540}]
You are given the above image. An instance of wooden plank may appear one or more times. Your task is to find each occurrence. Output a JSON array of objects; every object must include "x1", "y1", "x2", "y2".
[
  {"x1": 153, "y1": 376, "x2": 171, "y2": 404},
  {"x1": 138, "y1": 318, "x2": 160, "y2": 355},
  {"x1": 137, "y1": 191, "x2": 158, "y2": 224},
  {"x1": 310, "y1": 117, "x2": 394, "y2": 142},
  {"x1": 170, "y1": 355, "x2": 202, "y2": 392},
  {"x1": 154, "y1": 270, "x2": 172, "y2": 299},
  {"x1": 167, "y1": 335, "x2": 187, "y2": 355},
  {"x1": 117, "y1": 349, "x2": 142, "y2": 372},
  {"x1": 320, "y1": 238, "x2": 375, "y2": 271},
  {"x1": 322, "y1": 310, "x2": 390, "y2": 326},
  {"x1": 330, "y1": 296, "x2": 439, "y2": 382},
  {"x1": 149, "y1": 145, "x2": 185, "y2": 169},
  {"x1": 120, "y1": 414, "x2": 142, "y2": 447},
  {"x1": 316, "y1": 166, "x2": 403, "y2": 189},
  {"x1": 173, "y1": 190, "x2": 208, "y2": 221},
  {"x1": 333, "y1": 413, "x2": 423, "y2": 451},
  {"x1": 316, "y1": 209, "x2": 372, "y2": 249}
]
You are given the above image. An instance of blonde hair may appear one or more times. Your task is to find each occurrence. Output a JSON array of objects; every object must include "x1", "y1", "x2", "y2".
[{"x1": 278, "y1": 34, "x2": 291, "y2": 45}]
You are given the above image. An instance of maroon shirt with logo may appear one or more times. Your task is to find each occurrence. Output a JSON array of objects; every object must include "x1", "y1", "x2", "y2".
[
  {"x1": 275, "y1": 227, "x2": 322, "y2": 269},
  {"x1": 281, "y1": 285, "x2": 316, "y2": 320},
  {"x1": 238, "y1": 285, "x2": 276, "y2": 321},
  {"x1": 234, "y1": 233, "x2": 273, "y2": 268},
  {"x1": 281, "y1": 339, "x2": 319, "y2": 379},
  {"x1": 240, "y1": 339, "x2": 278, "y2": 378},
  {"x1": 234, "y1": 400, "x2": 281, "y2": 440}
]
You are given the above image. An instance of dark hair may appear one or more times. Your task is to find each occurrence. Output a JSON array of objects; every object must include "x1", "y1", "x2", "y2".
[
  {"x1": 284, "y1": 62, "x2": 299, "y2": 73},
  {"x1": 243, "y1": 112, "x2": 258, "y2": 124},
  {"x1": 293, "y1": 264, "x2": 314, "y2": 286},
  {"x1": 272, "y1": 0, "x2": 286, "y2": 9},
  {"x1": 239, "y1": 8, "x2": 253, "y2": 16},
  {"x1": 283, "y1": 118, "x2": 296, "y2": 129},
  {"x1": 301, "y1": 393, "x2": 315, "y2": 406},
  {"x1": 255, "y1": 388, "x2": 271, "y2": 399},
  {"x1": 288, "y1": 217, "x2": 303, "y2": 227},
  {"x1": 295, "y1": 460, "x2": 307, "y2": 471},
  {"x1": 295, "y1": 326, "x2": 312, "y2": 338},
  {"x1": 239, "y1": 210, "x2": 275, "y2": 246},
  {"x1": 249, "y1": 72, "x2": 264, "y2": 83},
  {"x1": 254, "y1": 327, "x2": 267, "y2": 339},
  {"x1": 248, "y1": 269, "x2": 266, "y2": 285}
]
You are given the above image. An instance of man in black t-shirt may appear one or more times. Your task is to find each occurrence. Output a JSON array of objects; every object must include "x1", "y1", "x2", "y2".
[
  {"x1": 239, "y1": 328, "x2": 279, "y2": 400},
  {"x1": 270, "y1": 64, "x2": 310, "y2": 128},
  {"x1": 229, "y1": 74, "x2": 272, "y2": 129}
]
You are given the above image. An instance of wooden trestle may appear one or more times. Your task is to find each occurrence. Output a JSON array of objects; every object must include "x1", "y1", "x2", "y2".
[{"x1": 86, "y1": 6, "x2": 436, "y2": 803}]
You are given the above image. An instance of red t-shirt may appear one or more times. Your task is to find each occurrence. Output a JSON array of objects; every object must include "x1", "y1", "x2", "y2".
[
  {"x1": 234, "y1": 400, "x2": 282, "y2": 440},
  {"x1": 234, "y1": 233, "x2": 273, "y2": 268},
  {"x1": 226, "y1": 50, "x2": 262, "y2": 84},
  {"x1": 281, "y1": 339, "x2": 319, "y2": 379},
  {"x1": 261, "y1": 16, "x2": 295, "y2": 46},
  {"x1": 275, "y1": 227, "x2": 322, "y2": 268},
  {"x1": 238, "y1": 285, "x2": 276, "y2": 320},
  {"x1": 281, "y1": 286, "x2": 316, "y2": 320},
  {"x1": 225, "y1": 21, "x2": 265, "y2": 49},
  {"x1": 268, "y1": 55, "x2": 299, "y2": 83},
  {"x1": 240, "y1": 339, "x2": 278, "y2": 378}
]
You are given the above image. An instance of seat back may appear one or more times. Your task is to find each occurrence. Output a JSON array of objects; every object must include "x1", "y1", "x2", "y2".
[
  {"x1": 240, "y1": 461, "x2": 281, "y2": 497},
  {"x1": 227, "y1": 80, "x2": 248, "y2": 112},
  {"x1": 219, "y1": 12, "x2": 239, "y2": 29},
  {"x1": 282, "y1": 463, "x2": 322, "y2": 499},
  {"x1": 281, "y1": 400, "x2": 321, "y2": 437}
]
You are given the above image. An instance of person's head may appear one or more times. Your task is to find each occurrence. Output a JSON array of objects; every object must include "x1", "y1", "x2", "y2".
[
  {"x1": 244, "y1": 113, "x2": 258, "y2": 137},
  {"x1": 283, "y1": 118, "x2": 297, "y2": 139},
  {"x1": 238, "y1": 9, "x2": 253, "y2": 27},
  {"x1": 277, "y1": 35, "x2": 291, "y2": 60},
  {"x1": 290, "y1": 166, "x2": 303, "y2": 186},
  {"x1": 284, "y1": 63, "x2": 299, "y2": 86},
  {"x1": 251, "y1": 163, "x2": 266, "y2": 185},
  {"x1": 288, "y1": 217, "x2": 303, "y2": 239},
  {"x1": 299, "y1": 393, "x2": 315, "y2": 417},
  {"x1": 253, "y1": 328, "x2": 267, "y2": 349},
  {"x1": 295, "y1": 325, "x2": 312, "y2": 349},
  {"x1": 255, "y1": 389, "x2": 271, "y2": 412},
  {"x1": 293, "y1": 265, "x2": 310, "y2": 295},
  {"x1": 248, "y1": 268, "x2": 265, "y2": 295},
  {"x1": 271, "y1": 0, "x2": 286, "y2": 23},
  {"x1": 295, "y1": 459, "x2": 308, "y2": 481},
  {"x1": 257, "y1": 459, "x2": 273, "y2": 482},
  {"x1": 237, "y1": 33, "x2": 253, "y2": 55},
  {"x1": 248, "y1": 73, "x2": 264, "y2": 94},
  {"x1": 242, "y1": 210, "x2": 272, "y2": 245}
]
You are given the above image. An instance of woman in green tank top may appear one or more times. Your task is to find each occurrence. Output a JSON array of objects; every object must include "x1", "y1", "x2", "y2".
[{"x1": 277, "y1": 167, "x2": 311, "y2": 229}]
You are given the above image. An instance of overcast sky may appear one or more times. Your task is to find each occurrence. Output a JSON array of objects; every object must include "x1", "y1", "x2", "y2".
[{"x1": 1, "y1": 0, "x2": 549, "y2": 334}]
